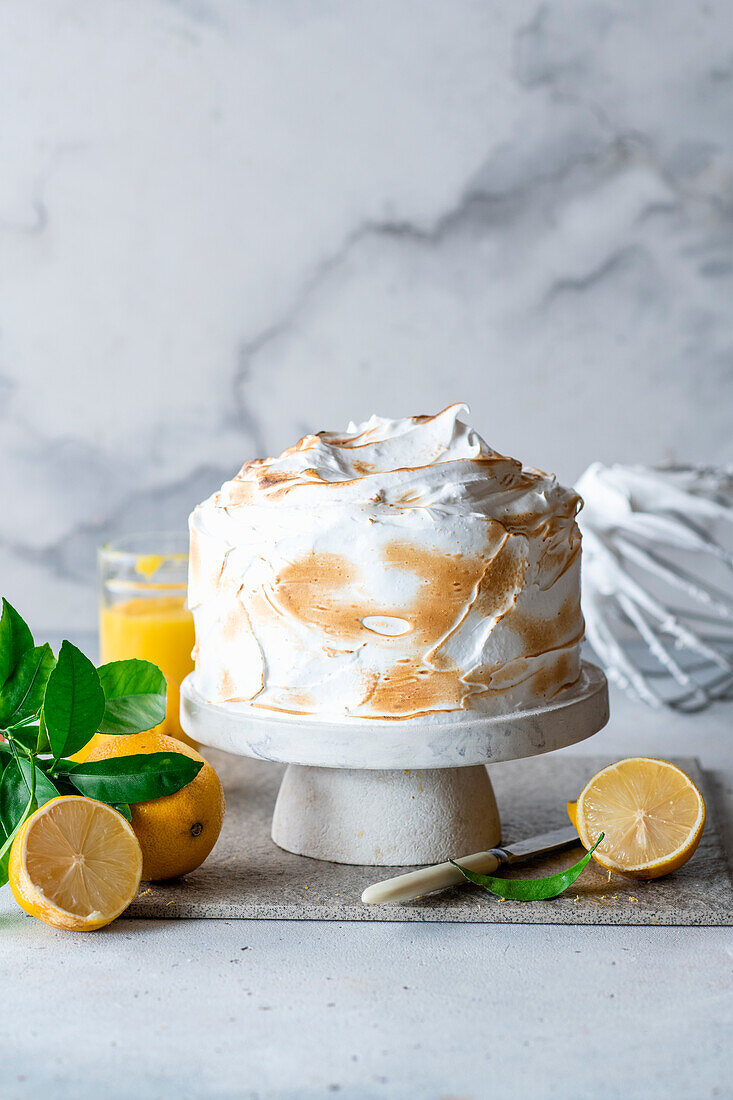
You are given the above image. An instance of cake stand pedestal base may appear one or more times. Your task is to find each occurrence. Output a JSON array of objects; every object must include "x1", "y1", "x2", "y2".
[{"x1": 271, "y1": 764, "x2": 500, "y2": 866}]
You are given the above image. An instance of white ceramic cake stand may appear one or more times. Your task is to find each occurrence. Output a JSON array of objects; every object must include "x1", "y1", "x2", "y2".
[{"x1": 180, "y1": 662, "x2": 608, "y2": 866}]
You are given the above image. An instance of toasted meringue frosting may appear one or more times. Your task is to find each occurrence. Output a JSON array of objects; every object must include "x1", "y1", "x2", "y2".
[{"x1": 188, "y1": 404, "x2": 584, "y2": 720}]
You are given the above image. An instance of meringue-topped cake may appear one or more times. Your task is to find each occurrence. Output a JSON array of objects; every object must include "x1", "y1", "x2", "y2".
[{"x1": 188, "y1": 404, "x2": 584, "y2": 721}]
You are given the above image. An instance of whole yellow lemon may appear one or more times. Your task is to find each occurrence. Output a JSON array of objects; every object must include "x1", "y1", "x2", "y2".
[{"x1": 87, "y1": 732, "x2": 225, "y2": 881}]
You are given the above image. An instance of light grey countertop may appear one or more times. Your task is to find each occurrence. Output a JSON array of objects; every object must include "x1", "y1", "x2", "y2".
[{"x1": 1, "y1": 679, "x2": 732, "y2": 1099}]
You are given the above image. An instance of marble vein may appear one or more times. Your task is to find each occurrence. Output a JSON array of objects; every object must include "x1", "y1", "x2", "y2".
[{"x1": 0, "y1": 0, "x2": 730, "y2": 631}]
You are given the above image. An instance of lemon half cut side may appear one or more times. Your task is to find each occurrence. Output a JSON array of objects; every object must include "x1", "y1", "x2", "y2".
[
  {"x1": 9, "y1": 796, "x2": 143, "y2": 931},
  {"x1": 574, "y1": 757, "x2": 705, "y2": 880}
]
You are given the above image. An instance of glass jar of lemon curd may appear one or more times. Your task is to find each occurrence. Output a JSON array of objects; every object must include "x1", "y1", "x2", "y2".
[{"x1": 98, "y1": 534, "x2": 195, "y2": 747}]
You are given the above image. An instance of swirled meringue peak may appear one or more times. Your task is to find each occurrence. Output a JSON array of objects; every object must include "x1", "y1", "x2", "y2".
[{"x1": 189, "y1": 404, "x2": 584, "y2": 720}]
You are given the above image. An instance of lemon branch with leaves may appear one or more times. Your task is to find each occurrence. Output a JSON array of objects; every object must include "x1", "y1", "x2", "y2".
[{"x1": 0, "y1": 598, "x2": 201, "y2": 886}]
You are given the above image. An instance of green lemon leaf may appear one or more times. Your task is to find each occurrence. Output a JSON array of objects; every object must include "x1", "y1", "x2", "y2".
[
  {"x1": 0, "y1": 644, "x2": 56, "y2": 728},
  {"x1": 36, "y1": 712, "x2": 50, "y2": 754},
  {"x1": 57, "y1": 752, "x2": 202, "y2": 804},
  {"x1": 0, "y1": 599, "x2": 34, "y2": 689},
  {"x1": 0, "y1": 757, "x2": 60, "y2": 836},
  {"x1": 36, "y1": 766, "x2": 76, "y2": 800},
  {"x1": 97, "y1": 659, "x2": 167, "y2": 735},
  {"x1": 0, "y1": 760, "x2": 6, "y2": 839},
  {"x1": 44, "y1": 641, "x2": 106, "y2": 759},
  {"x1": 0, "y1": 759, "x2": 41, "y2": 887},
  {"x1": 450, "y1": 834, "x2": 604, "y2": 901},
  {"x1": 9, "y1": 722, "x2": 41, "y2": 753},
  {"x1": 0, "y1": 764, "x2": 21, "y2": 837},
  {"x1": 112, "y1": 802, "x2": 132, "y2": 822},
  {"x1": 19, "y1": 758, "x2": 62, "y2": 808}
]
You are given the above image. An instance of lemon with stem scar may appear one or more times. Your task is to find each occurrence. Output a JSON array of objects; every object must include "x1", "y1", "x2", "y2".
[{"x1": 87, "y1": 732, "x2": 225, "y2": 881}]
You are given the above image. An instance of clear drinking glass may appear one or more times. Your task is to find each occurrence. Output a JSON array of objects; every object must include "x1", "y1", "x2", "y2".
[{"x1": 98, "y1": 533, "x2": 195, "y2": 746}]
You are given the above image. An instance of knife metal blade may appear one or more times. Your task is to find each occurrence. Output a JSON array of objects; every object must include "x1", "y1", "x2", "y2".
[
  {"x1": 361, "y1": 824, "x2": 582, "y2": 905},
  {"x1": 493, "y1": 825, "x2": 581, "y2": 865}
]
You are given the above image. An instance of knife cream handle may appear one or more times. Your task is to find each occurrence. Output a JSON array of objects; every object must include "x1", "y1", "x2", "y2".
[{"x1": 361, "y1": 850, "x2": 501, "y2": 905}]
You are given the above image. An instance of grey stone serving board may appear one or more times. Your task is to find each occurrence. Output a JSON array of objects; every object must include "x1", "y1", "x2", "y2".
[{"x1": 127, "y1": 751, "x2": 733, "y2": 925}]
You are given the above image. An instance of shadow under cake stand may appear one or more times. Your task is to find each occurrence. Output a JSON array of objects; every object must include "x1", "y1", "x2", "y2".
[{"x1": 180, "y1": 663, "x2": 609, "y2": 866}]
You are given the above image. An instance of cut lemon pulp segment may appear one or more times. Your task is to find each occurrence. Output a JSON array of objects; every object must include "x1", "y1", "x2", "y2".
[
  {"x1": 574, "y1": 758, "x2": 705, "y2": 880},
  {"x1": 9, "y1": 796, "x2": 143, "y2": 931}
]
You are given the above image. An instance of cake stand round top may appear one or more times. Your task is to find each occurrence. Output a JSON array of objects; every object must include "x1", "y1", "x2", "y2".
[{"x1": 180, "y1": 661, "x2": 609, "y2": 770}]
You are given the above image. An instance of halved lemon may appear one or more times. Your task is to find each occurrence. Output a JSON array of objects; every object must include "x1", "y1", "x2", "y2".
[
  {"x1": 572, "y1": 758, "x2": 705, "y2": 880},
  {"x1": 9, "y1": 796, "x2": 143, "y2": 931}
]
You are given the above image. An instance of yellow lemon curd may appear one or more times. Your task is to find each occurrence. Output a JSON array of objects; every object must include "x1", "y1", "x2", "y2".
[{"x1": 98, "y1": 593, "x2": 195, "y2": 748}]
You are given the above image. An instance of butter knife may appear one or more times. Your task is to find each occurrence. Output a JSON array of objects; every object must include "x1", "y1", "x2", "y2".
[{"x1": 361, "y1": 825, "x2": 581, "y2": 905}]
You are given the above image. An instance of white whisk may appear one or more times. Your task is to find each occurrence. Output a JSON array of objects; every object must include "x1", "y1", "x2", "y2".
[{"x1": 576, "y1": 463, "x2": 733, "y2": 712}]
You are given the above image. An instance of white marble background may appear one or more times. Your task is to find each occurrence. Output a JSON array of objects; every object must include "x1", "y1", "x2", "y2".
[{"x1": 1, "y1": 0, "x2": 731, "y2": 631}]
